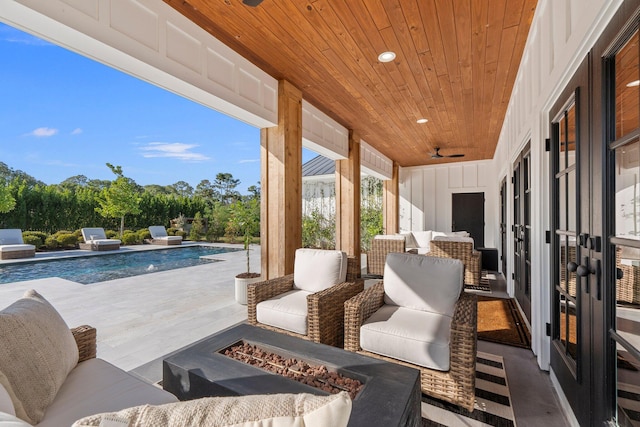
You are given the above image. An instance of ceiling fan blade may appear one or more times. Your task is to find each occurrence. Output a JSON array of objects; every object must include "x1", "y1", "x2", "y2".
[
  {"x1": 242, "y1": 0, "x2": 264, "y2": 6},
  {"x1": 445, "y1": 153, "x2": 465, "y2": 158}
]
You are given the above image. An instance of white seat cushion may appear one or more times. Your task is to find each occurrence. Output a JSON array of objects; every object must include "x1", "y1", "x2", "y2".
[
  {"x1": 155, "y1": 236, "x2": 182, "y2": 242},
  {"x1": 360, "y1": 305, "x2": 452, "y2": 371},
  {"x1": 0, "y1": 244, "x2": 35, "y2": 253},
  {"x1": 91, "y1": 239, "x2": 121, "y2": 246},
  {"x1": 383, "y1": 253, "x2": 463, "y2": 316},
  {"x1": 40, "y1": 358, "x2": 177, "y2": 427},
  {"x1": 256, "y1": 290, "x2": 311, "y2": 335},
  {"x1": 293, "y1": 249, "x2": 347, "y2": 293}
]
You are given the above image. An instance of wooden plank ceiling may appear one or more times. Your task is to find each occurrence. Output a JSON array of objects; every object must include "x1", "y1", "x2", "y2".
[{"x1": 165, "y1": 0, "x2": 537, "y2": 167}]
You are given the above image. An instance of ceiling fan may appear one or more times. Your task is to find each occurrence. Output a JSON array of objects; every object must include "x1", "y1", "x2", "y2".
[
  {"x1": 242, "y1": 0, "x2": 264, "y2": 6},
  {"x1": 431, "y1": 147, "x2": 465, "y2": 159}
]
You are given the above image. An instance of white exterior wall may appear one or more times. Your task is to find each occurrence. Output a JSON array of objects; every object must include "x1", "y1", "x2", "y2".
[{"x1": 399, "y1": 160, "x2": 497, "y2": 248}]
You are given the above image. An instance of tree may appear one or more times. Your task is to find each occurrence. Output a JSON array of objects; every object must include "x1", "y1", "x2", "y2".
[
  {"x1": 0, "y1": 182, "x2": 15, "y2": 214},
  {"x1": 194, "y1": 179, "x2": 215, "y2": 199},
  {"x1": 227, "y1": 198, "x2": 260, "y2": 275},
  {"x1": 213, "y1": 173, "x2": 240, "y2": 205},
  {"x1": 59, "y1": 175, "x2": 88, "y2": 191},
  {"x1": 246, "y1": 183, "x2": 261, "y2": 201},
  {"x1": 169, "y1": 181, "x2": 193, "y2": 197},
  {"x1": 95, "y1": 163, "x2": 142, "y2": 237}
]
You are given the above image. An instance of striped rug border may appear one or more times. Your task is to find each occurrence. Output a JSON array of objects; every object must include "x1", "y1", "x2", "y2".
[{"x1": 422, "y1": 351, "x2": 516, "y2": 427}]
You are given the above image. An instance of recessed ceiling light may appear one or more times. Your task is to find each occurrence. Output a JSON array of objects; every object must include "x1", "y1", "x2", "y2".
[
  {"x1": 627, "y1": 80, "x2": 640, "y2": 87},
  {"x1": 378, "y1": 51, "x2": 396, "y2": 63},
  {"x1": 416, "y1": 118, "x2": 429, "y2": 124}
]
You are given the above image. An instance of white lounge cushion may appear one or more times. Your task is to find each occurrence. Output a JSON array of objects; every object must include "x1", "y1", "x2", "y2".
[
  {"x1": 72, "y1": 391, "x2": 351, "y2": 427},
  {"x1": 81, "y1": 228, "x2": 107, "y2": 242},
  {"x1": 360, "y1": 305, "x2": 452, "y2": 371},
  {"x1": 40, "y1": 358, "x2": 177, "y2": 427},
  {"x1": 256, "y1": 290, "x2": 311, "y2": 335},
  {"x1": 0, "y1": 290, "x2": 79, "y2": 425},
  {"x1": 0, "y1": 244, "x2": 35, "y2": 253},
  {"x1": 0, "y1": 383, "x2": 15, "y2": 416},
  {"x1": 0, "y1": 412, "x2": 32, "y2": 427},
  {"x1": 293, "y1": 249, "x2": 347, "y2": 293},
  {"x1": 383, "y1": 253, "x2": 463, "y2": 317},
  {"x1": 0, "y1": 229, "x2": 25, "y2": 245},
  {"x1": 90, "y1": 239, "x2": 122, "y2": 246},
  {"x1": 155, "y1": 236, "x2": 182, "y2": 242}
]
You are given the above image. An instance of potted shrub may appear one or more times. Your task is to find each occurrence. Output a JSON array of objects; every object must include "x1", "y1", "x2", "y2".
[{"x1": 229, "y1": 199, "x2": 261, "y2": 304}]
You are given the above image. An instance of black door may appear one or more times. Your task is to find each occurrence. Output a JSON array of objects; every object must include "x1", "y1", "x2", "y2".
[
  {"x1": 513, "y1": 144, "x2": 532, "y2": 321},
  {"x1": 452, "y1": 192, "x2": 484, "y2": 247},
  {"x1": 549, "y1": 54, "x2": 608, "y2": 426},
  {"x1": 501, "y1": 178, "x2": 508, "y2": 275}
]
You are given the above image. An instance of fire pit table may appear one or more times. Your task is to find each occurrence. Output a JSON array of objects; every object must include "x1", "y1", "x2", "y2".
[{"x1": 163, "y1": 323, "x2": 421, "y2": 427}]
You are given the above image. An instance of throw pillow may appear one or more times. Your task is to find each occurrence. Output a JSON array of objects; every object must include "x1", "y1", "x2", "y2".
[
  {"x1": 0, "y1": 289, "x2": 79, "y2": 424},
  {"x1": 72, "y1": 392, "x2": 352, "y2": 427}
]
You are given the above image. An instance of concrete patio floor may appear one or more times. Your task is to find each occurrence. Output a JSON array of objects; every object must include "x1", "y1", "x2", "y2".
[{"x1": 0, "y1": 242, "x2": 258, "y2": 371}]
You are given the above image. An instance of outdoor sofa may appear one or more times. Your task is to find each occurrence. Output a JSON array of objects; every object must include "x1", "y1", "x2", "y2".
[
  {"x1": 0, "y1": 290, "x2": 351, "y2": 427},
  {"x1": 0, "y1": 229, "x2": 35, "y2": 260}
]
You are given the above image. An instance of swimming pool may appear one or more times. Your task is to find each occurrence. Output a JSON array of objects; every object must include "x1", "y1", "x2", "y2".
[{"x1": 0, "y1": 246, "x2": 241, "y2": 285}]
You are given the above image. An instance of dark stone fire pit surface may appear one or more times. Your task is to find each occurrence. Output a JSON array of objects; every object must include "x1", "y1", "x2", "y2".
[{"x1": 163, "y1": 323, "x2": 421, "y2": 427}]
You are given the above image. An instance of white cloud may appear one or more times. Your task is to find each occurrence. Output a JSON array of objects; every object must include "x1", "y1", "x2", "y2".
[
  {"x1": 238, "y1": 159, "x2": 259, "y2": 164},
  {"x1": 71, "y1": 128, "x2": 83, "y2": 135},
  {"x1": 139, "y1": 142, "x2": 210, "y2": 162},
  {"x1": 27, "y1": 127, "x2": 58, "y2": 137}
]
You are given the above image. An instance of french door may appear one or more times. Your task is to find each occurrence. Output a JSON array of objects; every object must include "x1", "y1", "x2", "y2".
[
  {"x1": 513, "y1": 144, "x2": 531, "y2": 322},
  {"x1": 501, "y1": 178, "x2": 508, "y2": 275},
  {"x1": 550, "y1": 55, "x2": 605, "y2": 426}
]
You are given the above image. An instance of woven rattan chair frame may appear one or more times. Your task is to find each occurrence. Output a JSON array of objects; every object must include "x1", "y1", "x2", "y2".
[
  {"x1": 367, "y1": 237, "x2": 405, "y2": 276},
  {"x1": 247, "y1": 256, "x2": 363, "y2": 348},
  {"x1": 71, "y1": 325, "x2": 97, "y2": 362},
  {"x1": 344, "y1": 282, "x2": 477, "y2": 411},
  {"x1": 616, "y1": 247, "x2": 640, "y2": 305},
  {"x1": 428, "y1": 240, "x2": 482, "y2": 286}
]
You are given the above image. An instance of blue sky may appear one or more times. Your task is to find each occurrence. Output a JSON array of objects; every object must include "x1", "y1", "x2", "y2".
[{"x1": 0, "y1": 22, "x2": 316, "y2": 194}]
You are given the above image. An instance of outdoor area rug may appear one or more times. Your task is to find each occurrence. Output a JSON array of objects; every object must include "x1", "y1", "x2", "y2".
[
  {"x1": 422, "y1": 352, "x2": 516, "y2": 426},
  {"x1": 465, "y1": 270, "x2": 493, "y2": 292},
  {"x1": 477, "y1": 296, "x2": 531, "y2": 349}
]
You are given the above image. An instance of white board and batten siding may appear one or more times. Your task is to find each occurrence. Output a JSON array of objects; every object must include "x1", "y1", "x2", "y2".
[{"x1": 399, "y1": 161, "x2": 496, "y2": 249}]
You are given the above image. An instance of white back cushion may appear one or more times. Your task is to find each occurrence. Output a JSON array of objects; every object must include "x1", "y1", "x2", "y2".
[
  {"x1": 383, "y1": 253, "x2": 463, "y2": 317},
  {"x1": 148, "y1": 226, "x2": 168, "y2": 238},
  {"x1": 374, "y1": 235, "x2": 404, "y2": 241},
  {"x1": 397, "y1": 232, "x2": 418, "y2": 249},
  {"x1": 0, "y1": 229, "x2": 24, "y2": 245},
  {"x1": 0, "y1": 290, "x2": 79, "y2": 424},
  {"x1": 293, "y1": 249, "x2": 348, "y2": 292},
  {"x1": 410, "y1": 231, "x2": 432, "y2": 248},
  {"x1": 81, "y1": 228, "x2": 107, "y2": 242},
  {"x1": 0, "y1": 383, "x2": 15, "y2": 416}
]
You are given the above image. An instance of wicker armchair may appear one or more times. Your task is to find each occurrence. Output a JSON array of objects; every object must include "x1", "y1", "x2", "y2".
[
  {"x1": 367, "y1": 236, "x2": 406, "y2": 276},
  {"x1": 616, "y1": 247, "x2": 640, "y2": 305},
  {"x1": 429, "y1": 240, "x2": 482, "y2": 286},
  {"x1": 344, "y1": 254, "x2": 477, "y2": 411},
  {"x1": 248, "y1": 252, "x2": 362, "y2": 348},
  {"x1": 71, "y1": 325, "x2": 97, "y2": 362}
]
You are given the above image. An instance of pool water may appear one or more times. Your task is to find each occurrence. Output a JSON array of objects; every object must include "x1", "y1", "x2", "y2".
[{"x1": 0, "y1": 246, "x2": 241, "y2": 285}]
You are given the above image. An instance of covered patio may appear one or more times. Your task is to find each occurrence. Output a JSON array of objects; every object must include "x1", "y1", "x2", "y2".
[{"x1": 1, "y1": 0, "x2": 637, "y2": 425}]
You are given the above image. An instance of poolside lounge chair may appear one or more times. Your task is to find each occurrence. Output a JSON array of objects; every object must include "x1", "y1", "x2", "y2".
[
  {"x1": 0, "y1": 229, "x2": 36, "y2": 260},
  {"x1": 148, "y1": 226, "x2": 182, "y2": 246},
  {"x1": 79, "y1": 228, "x2": 121, "y2": 251}
]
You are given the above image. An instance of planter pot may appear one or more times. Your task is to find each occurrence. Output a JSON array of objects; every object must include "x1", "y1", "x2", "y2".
[{"x1": 235, "y1": 274, "x2": 262, "y2": 305}]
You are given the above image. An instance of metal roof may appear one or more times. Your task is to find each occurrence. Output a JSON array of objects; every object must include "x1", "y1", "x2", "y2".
[{"x1": 302, "y1": 155, "x2": 335, "y2": 177}]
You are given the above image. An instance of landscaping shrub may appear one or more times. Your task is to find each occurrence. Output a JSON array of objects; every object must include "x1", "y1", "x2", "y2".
[
  {"x1": 175, "y1": 230, "x2": 187, "y2": 240},
  {"x1": 44, "y1": 235, "x2": 59, "y2": 249},
  {"x1": 189, "y1": 212, "x2": 205, "y2": 241},
  {"x1": 105, "y1": 229, "x2": 118, "y2": 239},
  {"x1": 167, "y1": 227, "x2": 178, "y2": 236},
  {"x1": 55, "y1": 233, "x2": 79, "y2": 249},
  {"x1": 121, "y1": 230, "x2": 141, "y2": 245},
  {"x1": 137, "y1": 229, "x2": 151, "y2": 241},
  {"x1": 22, "y1": 231, "x2": 47, "y2": 248}
]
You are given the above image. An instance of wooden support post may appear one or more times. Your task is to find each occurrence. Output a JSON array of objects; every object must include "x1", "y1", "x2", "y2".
[
  {"x1": 261, "y1": 80, "x2": 302, "y2": 279},
  {"x1": 383, "y1": 162, "x2": 399, "y2": 234},
  {"x1": 335, "y1": 131, "x2": 361, "y2": 270}
]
